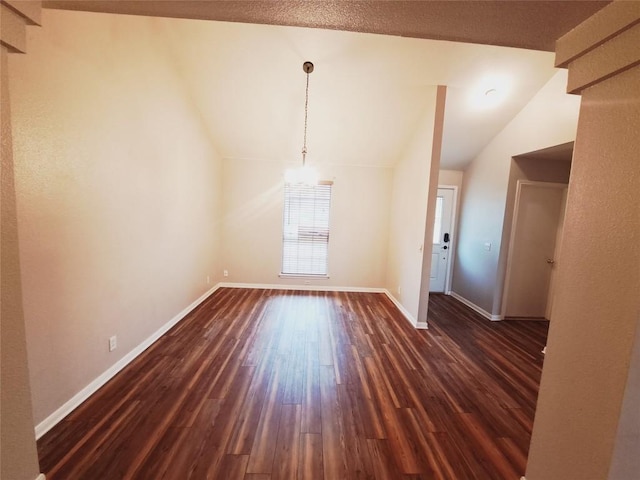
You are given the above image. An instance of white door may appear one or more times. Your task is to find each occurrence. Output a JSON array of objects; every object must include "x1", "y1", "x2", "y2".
[
  {"x1": 504, "y1": 182, "x2": 566, "y2": 318},
  {"x1": 430, "y1": 188, "x2": 455, "y2": 293},
  {"x1": 545, "y1": 187, "x2": 568, "y2": 320}
]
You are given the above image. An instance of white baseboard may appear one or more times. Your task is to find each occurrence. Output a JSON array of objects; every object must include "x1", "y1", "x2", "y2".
[
  {"x1": 382, "y1": 290, "x2": 427, "y2": 330},
  {"x1": 35, "y1": 284, "x2": 220, "y2": 439},
  {"x1": 218, "y1": 282, "x2": 426, "y2": 329},
  {"x1": 217, "y1": 282, "x2": 386, "y2": 293},
  {"x1": 35, "y1": 474, "x2": 46, "y2": 480},
  {"x1": 35, "y1": 282, "x2": 425, "y2": 438},
  {"x1": 449, "y1": 291, "x2": 503, "y2": 321}
]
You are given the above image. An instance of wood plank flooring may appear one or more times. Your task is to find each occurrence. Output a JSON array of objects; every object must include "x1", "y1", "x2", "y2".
[{"x1": 37, "y1": 289, "x2": 549, "y2": 480}]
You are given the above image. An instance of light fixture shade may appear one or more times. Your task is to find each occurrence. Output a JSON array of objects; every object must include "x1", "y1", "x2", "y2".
[{"x1": 285, "y1": 165, "x2": 318, "y2": 185}]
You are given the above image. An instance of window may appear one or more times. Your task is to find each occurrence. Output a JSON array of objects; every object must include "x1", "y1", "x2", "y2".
[
  {"x1": 433, "y1": 195, "x2": 443, "y2": 244},
  {"x1": 282, "y1": 181, "x2": 332, "y2": 276}
]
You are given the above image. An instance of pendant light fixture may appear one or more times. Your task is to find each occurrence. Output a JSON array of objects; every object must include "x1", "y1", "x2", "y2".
[{"x1": 285, "y1": 61, "x2": 318, "y2": 185}]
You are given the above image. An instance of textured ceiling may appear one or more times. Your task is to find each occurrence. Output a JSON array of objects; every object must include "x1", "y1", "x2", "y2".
[
  {"x1": 44, "y1": 1, "x2": 610, "y2": 52},
  {"x1": 40, "y1": 2, "x2": 609, "y2": 169}
]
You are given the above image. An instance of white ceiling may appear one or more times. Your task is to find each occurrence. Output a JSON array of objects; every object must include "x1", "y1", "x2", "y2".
[{"x1": 151, "y1": 17, "x2": 558, "y2": 170}]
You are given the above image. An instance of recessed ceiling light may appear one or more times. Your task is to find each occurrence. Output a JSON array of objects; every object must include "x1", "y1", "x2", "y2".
[{"x1": 468, "y1": 76, "x2": 510, "y2": 110}]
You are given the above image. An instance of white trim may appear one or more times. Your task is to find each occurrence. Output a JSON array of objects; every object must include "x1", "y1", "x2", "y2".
[
  {"x1": 218, "y1": 282, "x2": 425, "y2": 329},
  {"x1": 34, "y1": 281, "x2": 424, "y2": 439},
  {"x1": 35, "y1": 475, "x2": 46, "y2": 480},
  {"x1": 383, "y1": 290, "x2": 428, "y2": 330},
  {"x1": 450, "y1": 291, "x2": 503, "y2": 321},
  {"x1": 34, "y1": 284, "x2": 220, "y2": 439},
  {"x1": 217, "y1": 282, "x2": 386, "y2": 293},
  {"x1": 278, "y1": 273, "x2": 330, "y2": 279},
  {"x1": 436, "y1": 184, "x2": 459, "y2": 295}
]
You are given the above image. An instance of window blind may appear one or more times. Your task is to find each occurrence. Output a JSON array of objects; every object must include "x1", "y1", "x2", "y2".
[{"x1": 282, "y1": 182, "x2": 332, "y2": 276}]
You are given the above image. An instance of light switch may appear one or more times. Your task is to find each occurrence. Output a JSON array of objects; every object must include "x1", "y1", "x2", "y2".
[{"x1": 484, "y1": 242, "x2": 492, "y2": 251}]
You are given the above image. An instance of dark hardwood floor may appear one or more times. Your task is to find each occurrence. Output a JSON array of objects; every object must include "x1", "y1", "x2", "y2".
[{"x1": 37, "y1": 289, "x2": 549, "y2": 480}]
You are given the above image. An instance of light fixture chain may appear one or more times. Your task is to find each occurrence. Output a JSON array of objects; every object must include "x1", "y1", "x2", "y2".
[{"x1": 302, "y1": 68, "x2": 310, "y2": 166}]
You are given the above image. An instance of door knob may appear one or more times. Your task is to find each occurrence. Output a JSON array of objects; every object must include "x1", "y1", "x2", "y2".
[{"x1": 546, "y1": 258, "x2": 555, "y2": 264}]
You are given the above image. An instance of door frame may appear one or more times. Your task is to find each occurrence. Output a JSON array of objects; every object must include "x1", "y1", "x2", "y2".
[
  {"x1": 545, "y1": 186, "x2": 568, "y2": 320},
  {"x1": 435, "y1": 184, "x2": 459, "y2": 295},
  {"x1": 500, "y1": 180, "x2": 567, "y2": 318}
]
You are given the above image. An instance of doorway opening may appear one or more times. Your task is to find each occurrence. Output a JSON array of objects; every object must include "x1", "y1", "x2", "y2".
[
  {"x1": 429, "y1": 186, "x2": 458, "y2": 294},
  {"x1": 500, "y1": 142, "x2": 573, "y2": 320}
]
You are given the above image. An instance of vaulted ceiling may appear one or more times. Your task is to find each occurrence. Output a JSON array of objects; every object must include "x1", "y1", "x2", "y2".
[{"x1": 42, "y1": 1, "x2": 609, "y2": 169}]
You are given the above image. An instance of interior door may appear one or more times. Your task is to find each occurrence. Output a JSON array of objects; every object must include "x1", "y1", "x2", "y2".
[
  {"x1": 545, "y1": 187, "x2": 568, "y2": 320},
  {"x1": 430, "y1": 188, "x2": 455, "y2": 293},
  {"x1": 505, "y1": 182, "x2": 566, "y2": 318}
]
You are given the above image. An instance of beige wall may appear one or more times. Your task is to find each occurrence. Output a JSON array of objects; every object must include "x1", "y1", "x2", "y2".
[
  {"x1": 385, "y1": 87, "x2": 437, "y2": 323},
  {"x1": 221, "y1": 158, "x2": 392, "y2": 288},
  {"x1": 1, "y1": 45, "x2": 42, "y2": 480},
  {"x1": 511, "y1": 155, "x2": 571, "y2": 184},
  {"x1": 9, "y1": 10, "x2": 224, "y2": 426},
  {"x1": 452, "y1": 70, "x2": 580, "y2": 314},
  {"x1": 527, "y1": 62, "x2": 640, "y2": 480},
  {"x1": 609, "y1": 315, "x2": 640, "y2": 479},
  {"x1": 437, "y1": 169, "x2": 464, "y2": 187},
  {"x1": 417, "y1": 86, "x2": 447, "y2": 324}
]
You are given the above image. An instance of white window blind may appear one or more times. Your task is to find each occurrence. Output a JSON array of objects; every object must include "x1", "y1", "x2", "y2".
[{"x1": 282, "y1": 182, "x2": 332, "y2": 276}]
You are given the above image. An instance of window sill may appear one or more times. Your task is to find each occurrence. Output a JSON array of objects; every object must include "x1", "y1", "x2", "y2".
[{"x1": 279, "y1": 273, "x2": 330, "y2": 279}]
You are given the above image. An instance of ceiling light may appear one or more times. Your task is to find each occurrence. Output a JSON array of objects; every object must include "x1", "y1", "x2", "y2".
[
  {"x1": 480, "y1": 87, "x2": 504, "y2": 108},
  {"x1": 469, "y1": 74, "x2": 510, "y2": 110},
  {"x1": 285, "y1": 61, "x2": 318, "y2": 185}
]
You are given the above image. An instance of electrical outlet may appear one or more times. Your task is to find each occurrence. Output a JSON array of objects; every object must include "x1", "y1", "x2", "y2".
[
  {"x1": 398, "y1": 286, "x2": 402, "y2": 294},
  {"x1": 109, "y1": 335, "x2": 117, "y2": 352},
  {"x1": 223, "y1": 270, "x2": 229, "y2": 277},
  {"x1": 206, "y1": 275, "x2": 210, "y2": 284}
]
